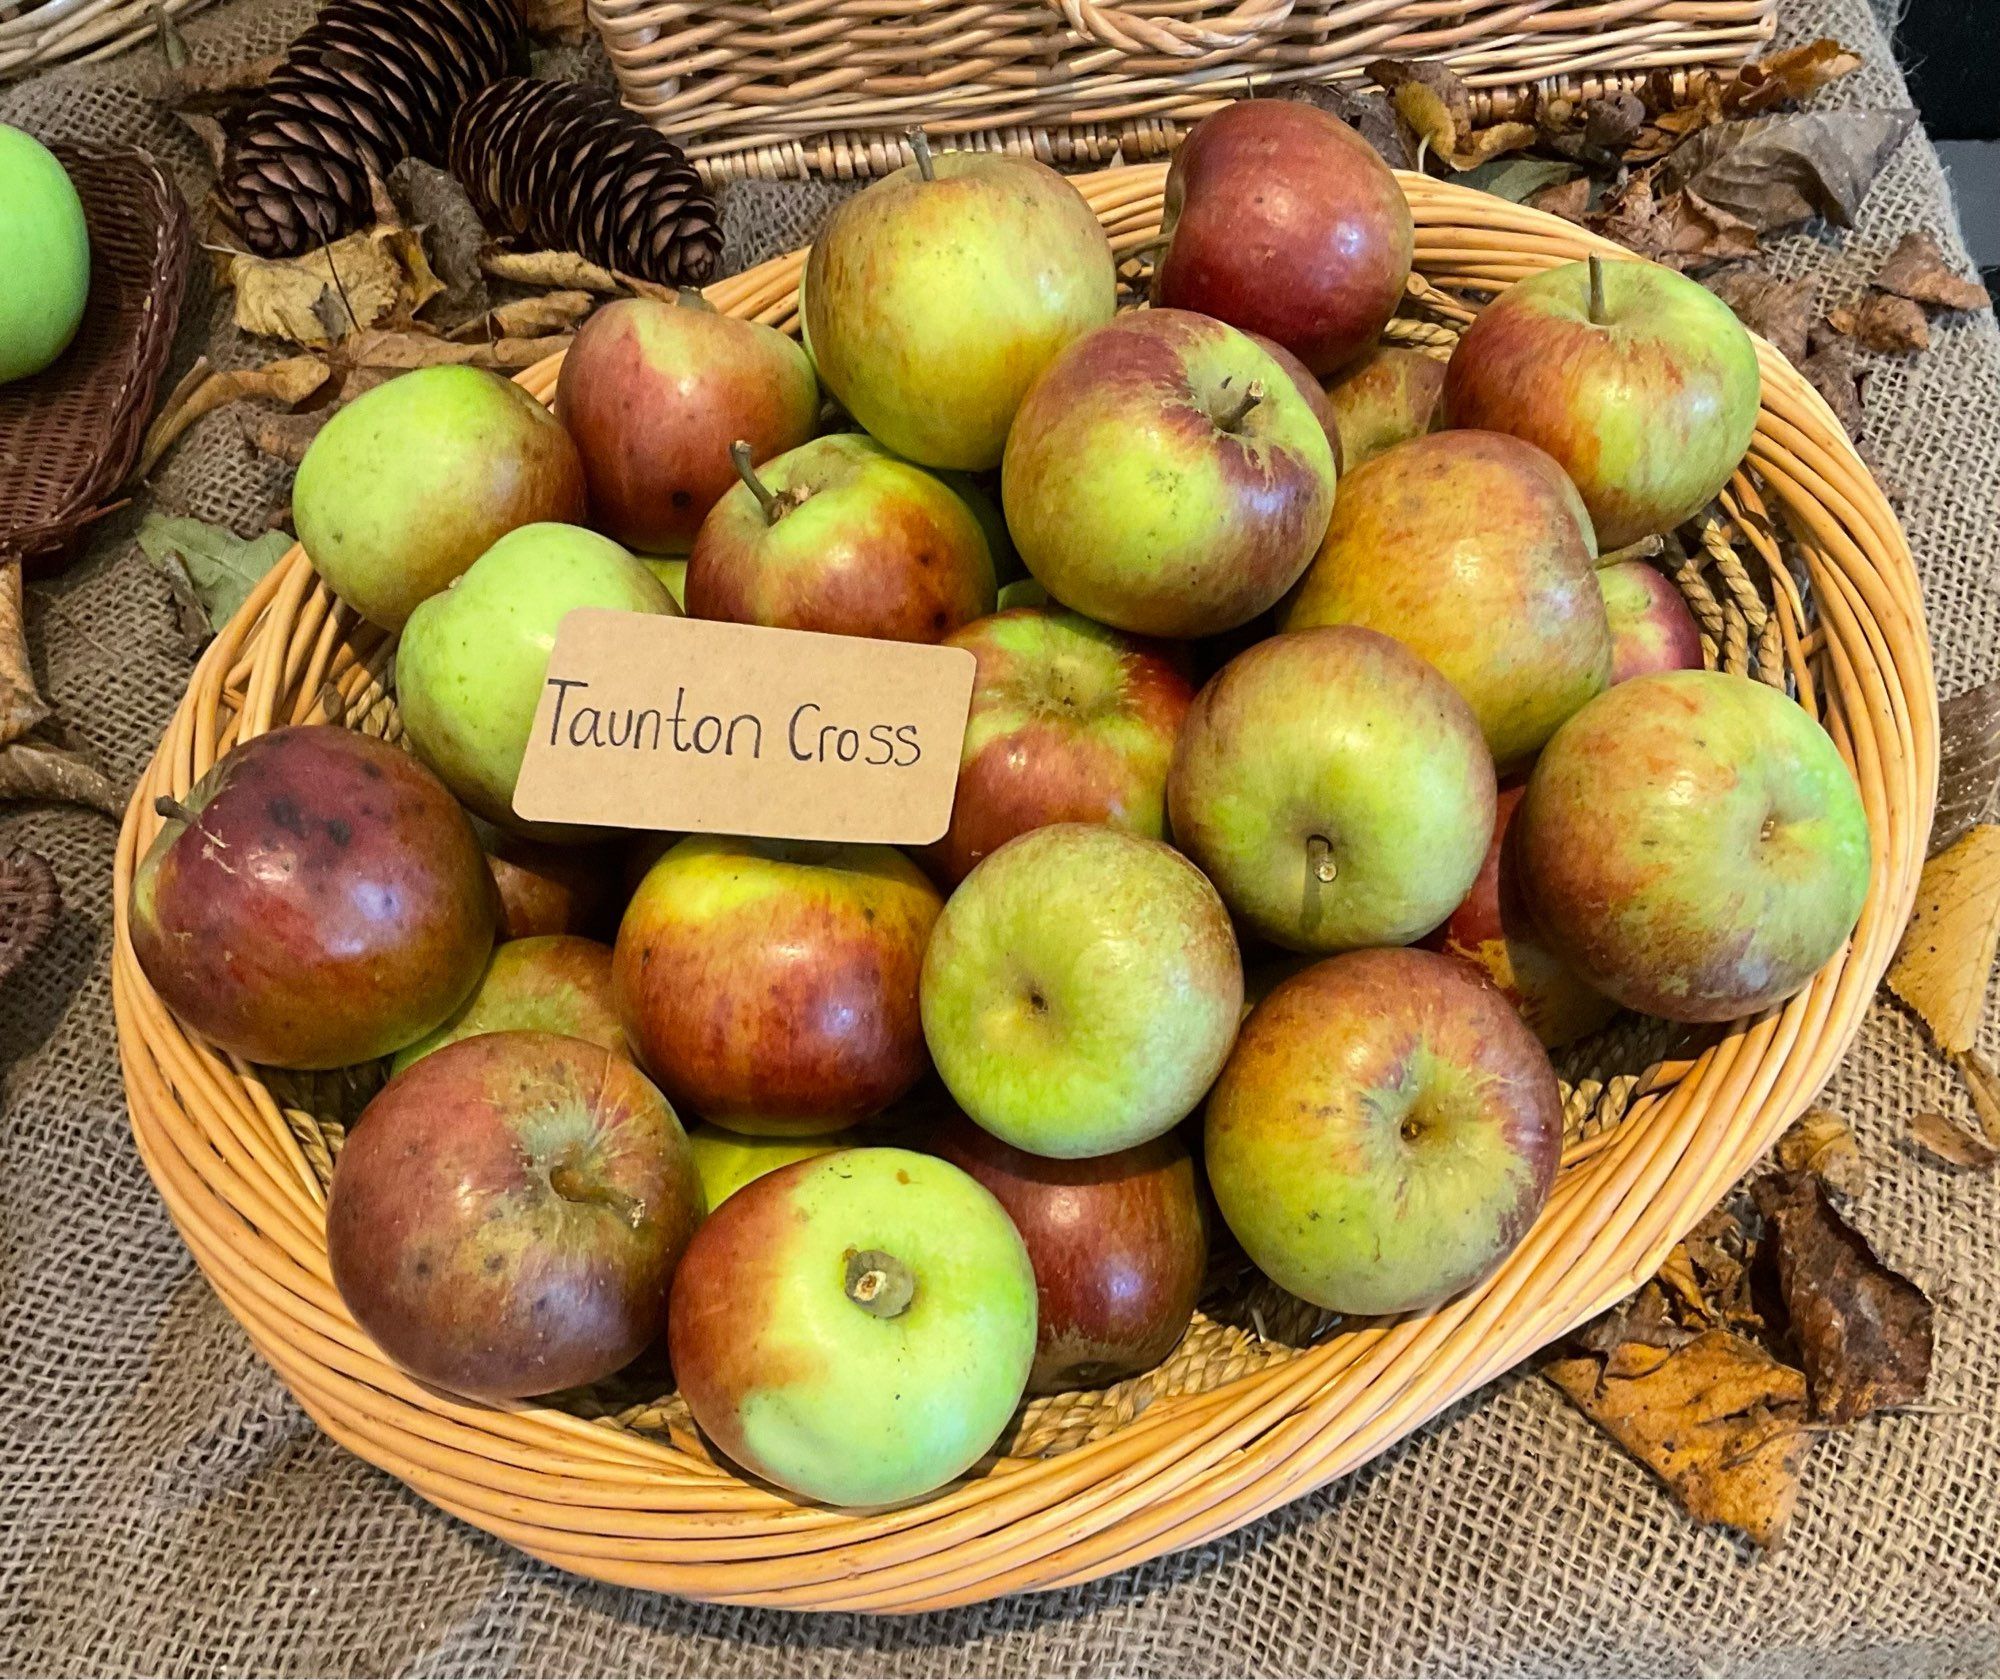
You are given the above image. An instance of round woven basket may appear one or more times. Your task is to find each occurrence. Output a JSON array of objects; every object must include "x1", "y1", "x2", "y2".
[{"x1": 112, "y1": 165, "x2": 1936, "y2": 1612}]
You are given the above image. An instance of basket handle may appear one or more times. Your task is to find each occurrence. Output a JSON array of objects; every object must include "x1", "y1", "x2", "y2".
[{"x1": 1050, "y1": 0, "x2": 1295, "y2": 58}]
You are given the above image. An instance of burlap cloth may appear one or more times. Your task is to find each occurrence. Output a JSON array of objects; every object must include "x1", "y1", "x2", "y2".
[{"x1": 3, "y1": 0, "x2": 1996, "y2": 1671}]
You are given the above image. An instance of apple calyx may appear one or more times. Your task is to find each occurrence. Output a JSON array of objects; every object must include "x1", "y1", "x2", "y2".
[
  {"x1": 1306, "y1": 833, "x2": 1338, "y2": 884},
  {"x1": 730, "y1": 440, "x2": 810, "y2": 526},
  {"x1": 844, "y1": 1248, "x2": 916, "y2": 1318},
  {"x1": 1587, "y1": 254, "x2": 1609, "y2": 327},
  {"x1": 906, "y1": 127, "x2": 936, "y2": 183},
  {"x1": 1212, "y1": 380, "x2": 1265, "y2": 435}
]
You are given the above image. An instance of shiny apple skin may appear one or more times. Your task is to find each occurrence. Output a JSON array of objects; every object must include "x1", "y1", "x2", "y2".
[
  {"x1": 932, "y1": 1111, "x2": 1207, "y2": 1394},
  {"x1": 685, "y1": 432, "x2": 996, "y2": 642},
  {"x1": 129, "y1": 725, "x2": 495, "y2": 1069},
  {"x1": 390, "y1": 934, "x2": 625, "y2": 1075},
  {"x1": 1598, "y1": 559, "x2": 1705, "y2": 686},
  {"x1": 475, "y1": 820, "x2": 620, "y2": 939},
  {"x1": 555, "y1": 296, "x2": 819, "y2": 554},
  {"x1": 613, "y1": 836, "x2": 944, "y2": 1135},
  {"x1": 924, "y1": 606, "x2": 1195, "y2": 886},
  {"x1": 327, "y1": 1030, "x2": 701, "y2": 1398},
  {"x1": 1205, "y1": 948, "x2": 1563, "y2": 1316},
  {"x1": 1323, "y1": 345, "x2": 1446, "y2": 470},
  {"x1": 1152, "y1": 99, "x2": 1415, "y2": 377}
]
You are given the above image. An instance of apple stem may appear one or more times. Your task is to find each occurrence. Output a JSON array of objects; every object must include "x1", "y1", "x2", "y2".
[
  {"x1": 906, "y1": 127, "x2": 936, "y2": 182},
  {"x1": 730, "y1": 441, "x2": 785, "y2": 525},
  {"x1": 1587, "y1": 254, "x2": 1609, "y2": 326},
  {"x1": 1594, "y1": 534, "x2": 1666, "y2": 568},
  {"x1": 845, "y1": 1249, "x2": 915, "y2": 1319},
  {"x1": 154, "y1": 795, "x2": 196, "y2": 826},
  {"x1": 1307, "y1": 834, "x2": 1338, "y2": 885},
  {"x1": 1214, "y1": 380, "x2": 1265, "y2": 434}
]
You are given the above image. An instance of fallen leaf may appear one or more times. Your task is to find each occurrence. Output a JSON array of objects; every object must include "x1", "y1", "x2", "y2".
[
  {"x1": 172, "y1": 109, "x2": 229, "y2": 175},
  {"x1": 1752, "y1": 1172, "x2": 1934, "y2": 1423},
  {"x1": 135, "y1": 516, "x2": 295, "y2": 635},
  {"x1": 227, "y1": 225, "x2": 438, "y2": 347},
  {"x1": 1960, "y1": 1050, "x2": 2000, "y2": 1146},
  {"x1": 1826, "y1": 291, "x2": 1929, "y2": 354},
  {"x1": 133, "y1": 355, "x2": 331, "y2": 478},
  {"x1": 1905, "y1": 1109, "x2": 1998, "y2": 1171},
  {"x1": 1934, "y1": 678, "x2": 2000, "y2": 856},
  {"x1": 1583, "y1": 91, "x2": 1646, "y2": 152},
  {"x1": 1679, "y1": 1202, "x2": 1763, "y2": 1332},
  {"x1": 241, "y1": 408, "x2": 336, "y2": 465},
  {"x1": 1589, "y1": 172, "x2": 1760, "y2": 270},
  {"x1": 154, "y1": 46, "x2": 287, "y2": 109},
  {"x1": 1796, "y1": 334, "x2": 1866, "y2": 437},
  {"x1": 1368, "y1": 58, "x2": 1469, "y2": 164},
  {"x1": 1663, "y1": 109, "x2": 1916, "y2": 232},
  {"x1": 1886, "y1": 823, "x2": 2000, "y2": 1055},
  {"x1": 1776, "y1": 1109, "x2": 1867, "y2": 1199},
  {"x1": 332, "y1": 328, "x2": 573, "y2": 370},
  {"x1": 1571, "y1": 1283, "x2": 1701, "y2": 1368},
  {"x1": 1871, "y1": 231, "x2": 1989, "y2": 312},
  {"x1": 1705, "y1": 270, "x2": 1815, "y2": 366},
  {"x1": 457, "y1": 290, "x2": 596, "y2": 340},
  {"x1": 1529, "y1": 175, "x2": 1593, "y2": 223},
  {"x1": 0, "y1": 739, "x2": 121, "y2": 816},
  {"x1": 1546, "y1": 1328, "x2": 1813, "y2": 1548},
  {"x1": 1, "y1": 560, "x2": 50, "y2": 749},
  {"x1": 1284, "y1": 83, "x2": 1414, "y2": 170},
  {"x1": 1455, "y1": 157, "x2": 1582, "y2": 205},
  {"x1": 1728, "y1": 39, "x2": 1865, "y2": 117},
  {"x1": 480, "y1": 248, "x2": 625, "y2": 295}
]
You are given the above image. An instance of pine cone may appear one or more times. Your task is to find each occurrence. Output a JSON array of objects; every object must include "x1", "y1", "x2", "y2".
[
  {"x1": 450, "y1": 78, "x2": 722, "y2": 289},
  {"x1": 224, "y1": 0, "x2": 527, "y2": 257}
]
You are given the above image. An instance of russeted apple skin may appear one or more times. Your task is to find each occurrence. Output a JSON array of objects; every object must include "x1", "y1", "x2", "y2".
[
  {"x1": 1205, "y1": 948, "x2": 1563, "y2": 1316},
  {"x1": 1516, "y1": 669, "x2": 1871, "y2": 1022}
]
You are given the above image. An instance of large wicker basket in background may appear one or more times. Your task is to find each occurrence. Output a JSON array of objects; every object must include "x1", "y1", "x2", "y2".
[
  {"x1": 113, "y1": 169, "x2": 1933, "y2": 1612},
  {"x1": 588, "y1": 0, "x2": 1779, "y2": 180}
]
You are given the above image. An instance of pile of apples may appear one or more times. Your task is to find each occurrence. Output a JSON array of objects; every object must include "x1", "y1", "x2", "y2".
[{"x1": 130, "y1": 100, "x2": 1873, "y2": 1511}]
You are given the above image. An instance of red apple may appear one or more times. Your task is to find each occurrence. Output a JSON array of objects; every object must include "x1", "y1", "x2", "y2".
[
  {"x1": 129, "y1": 726, "x2": 495, "y2": 1069},
  {"x1": 932, "y1": 1110, "x2": 1206, "y2": 1394},
  {"x1": 1442, "y1": 256, "x2": 1761, "y2": 548},
  {"x1": 923, "y1": 606, "x2": 1194, "y2": 886},
  {"x1": 685, "y1": 432, "x2": 996, "y2": 642},
  {"x1": 390, "y1": 934, "x2": 625, "y2": 1075},
  {"x1": 1598, "y1": 559, "x2": 1704, "y2": 686},
  {"x1": 1152, "y1": 99, "x2": 1415, "y2": 377},
  {"x1": 1249, "y1": 331, "x2": 1343, "y2": 467},
  {"x1": 555, "y1": 295, "x2": 818, "y2": 554},
  {"x1": 327, "y1": 1030, "x2": 702, "y2": 1398},
  {"x1": 1323, "y1": 345, "x2": 1445, "y2": 469},
  {"x1": 614, "y1": 836, "x2": 944, "y2": 1135},
  {"x1": 474, "y1": 819, "x2": 619, "y2": 939},
  {"x1": 1421, "y1": 784, "x2": 1617, "y2": 1048},
  {"x1": 1003, "y1": 310, "x2": 1338, "y2": 638},
  {"x1": 1205, "y1": 947, "x2": 1563, "y2": 1315}
]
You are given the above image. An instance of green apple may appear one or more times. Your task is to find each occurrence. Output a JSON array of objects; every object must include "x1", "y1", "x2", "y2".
[
  {"x1": 296, "y1": 365, "x2": 586, "y2": 630},
  {"x1": 669, "y1": 1147, "x2": 1037, "y2": 1506},
  {"x1": 642, "y1": 557, "x2": 687, "y2": 609},
  {"x1": 0, "y1": 125, "x2": 90, "y2": 385},
  {"x1": 803, "y1": 140, "x2": 1116, "y2": 470},
  {"x1": 920, "y1": 823, "x2": 1243, "y2": 1157},
  {"x1": 390, "y1": 934, "x2": 624, "y2": 1076},
  {"x1": 396, "y1": 522, "x2": 677, "y2": 831},
  {"x1": 686, "y1": 1122, "x2": 842, "y2": 1209}
]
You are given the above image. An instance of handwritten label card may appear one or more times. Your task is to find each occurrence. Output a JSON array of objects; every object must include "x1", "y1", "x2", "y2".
[{"x1": 512, "y1": 609, "x2": 976, "y2": 844}]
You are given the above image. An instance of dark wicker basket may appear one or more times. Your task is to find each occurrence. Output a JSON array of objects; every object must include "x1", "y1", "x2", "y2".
[{"x1": 0, "y1": 140, "x2": 189, "y2": 575}]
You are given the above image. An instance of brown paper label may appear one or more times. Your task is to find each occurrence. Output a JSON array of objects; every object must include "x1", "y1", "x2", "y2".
[{"x1": 511, "y1": 609, "x2": 976, "y2": 843}]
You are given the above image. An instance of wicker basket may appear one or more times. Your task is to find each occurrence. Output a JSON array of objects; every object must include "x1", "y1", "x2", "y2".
[
  {"x1": 0, "y1": 141, "x2": 189, "y2": 574},
  {"x1": 113, "y1": 167, "x2": 1933, "y2": 1612},
  {"x1": 0, "y1": 0, "x2": 217, "y2": 79},
  {"x1": 588, "y1": 0, "x2": 1779, "y2": 181}
]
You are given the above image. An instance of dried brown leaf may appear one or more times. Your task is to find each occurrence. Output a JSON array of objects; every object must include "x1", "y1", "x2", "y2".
[
  {"x1": 243, "y1": 408, "x2": 335, "y2": 465},
  {"x1": 0, "y1": 739, "x2": 122, "y2": 816},
  {"x1": 228, "y1": 228, "x2": 414, "y2": 346},
  {"x1": 1583, "y1": 91, "x2": 1646, "y2": 152},
  {"x1": 1530, "y1": 175, "x2": 1593, "y2": 223},
  {"x1": 1886, "y1": 823, "x2": 2000, "y2": 1055},
  {"x1": 331, "y1": 328, "x2": 573, "y2": 371},
  {"x1": 1960, "y1": 1050, "x2": 2000, "y2": 1146},
  {"x1": 172, "y1": 109, "x2": 229, "y2": 175},
  {"x1": 1906, "y1": 1109, "x2": 1998, "y2": 1171},
  {"x1": 0, "y1": 560, "x2": 51, "y2": 749},
  {"x1": 1826, "y1": 291, "x2": 1930, "y2": 354},
  {"x1": 1796, "y1": 334, "x2": 1866, "y2": 437},
  {"x1": 1872, "y1": 231, "x2": 1990, "y2": 312},
  {"x1": 1775, "y1": 1109, "x2": 1867, "y2": 1199},
  {"x1": 477, "y1": 290, "x2": 596, "y2": 340},
  {"x1": 1663, "y1": 109, "x2": 1915, "y2": 233},
  {"x1": 1546, "y1": 1329, "x2": 1813, "y2": 1548},
  {"x1": 1727, "y1": 39, "x2": 1865, "y2": 117},
  {"x1": 1284, "y1": 84, "x2": 1415, "y2": 170},
  {"x1": 1934, "y1": 678, "x2": 2000, "y2": 855},
  {"x1": 1753, "y1": 1172, "x2": 1934, "y2": 1423},
  {"x1": 480, "y1": 248, "x2": 625, "y2": 294},
  {"x1": 1704, "y1": 269, "x2": 1815, "y2": 366},
  {"x1": 1572, "y1": 1283, "x2": 1700, "y2": 1367},
  {"x1": 1589, "y1": 172, "x2": 1760, "y2": 270},
  {"x1": 133, "y1": 355, "x2": 330, "y2": 479}
]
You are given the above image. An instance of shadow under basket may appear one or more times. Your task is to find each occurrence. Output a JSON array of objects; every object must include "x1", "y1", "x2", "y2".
[{"x1": 112, "y1": 168, "x2": 1935, "y2": 1613}]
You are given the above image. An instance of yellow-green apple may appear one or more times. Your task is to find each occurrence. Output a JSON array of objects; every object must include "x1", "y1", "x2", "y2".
[
  {"x1": 920, "y1": 823, "x2": 1242, "y2": 1157},
  {"x1": 922, "y1": 606, "x2": 1194, "y2": 886},
  {"x1": 390, "y1": 935, "x2": 624, "y2": 1075},
  {"x1": 643, "y1": 557, "x2": 687, "y2": 608},
  {"x1": 669, "y1": 1147, "x2": 1036, "y2": 1505},
  {"x1": 555, "y1": 295, "x2": 818, "y2": 554},
  {"x1": 1003, "y1": 310, "x2": 1338, "y2": 638},
  {"x1": 130, "y1": 726, "x2": 494, "y2": 1069},
  {"x1": 1168, "y1": 627, "x2": 1495, "y2": 952},
  {"x1": 294, "y1": 366, "x2": 585, "y2": 630},
  {"x1": 1283, "y1": 430, "x2": 1610, "y2": 769},
  {"x1": 1151, "y1": 99, "x2": 1414, "y2": 377},
  {"x1": 1420, "y1": 784, "x2": 1616, "y2": 1048},
  {"x1": 1205, "y1": 947, "x2": 1563, "y2": 1314},
  {"x1": 328, "y1": 1030, "x2": 702, "y2": 1398},
  {"x1": 686, "y1": 1123, "x2": 842, "y2": 1210},
  {"x1": 685, "y1": 433, "x2": 996, "y2": 642},
  {"x1": 1323, "y1": 346, "x2": 1445, "y2": 469},
  {"x1": 1598, "y1": 560, "x2": 1704, "y2": 686},
  {"x1": 615, "y1": 837, "x2": 943, "y2": 1135},
  {"x1": 1517, "y1": 669, "x2": 1870, "y2": 1021},
  {"x1": 1443, "y1": 256, "x2": 1760, "y2": 548},
  {"x1": 472, "y1": 819, "x2": 620, "y2": 939},
  {"x1": 396, "y1": 522, "x2": 678, "y2": 832},
  {"x1": 0, "y1": 125, "x2": 89, "y2": 384},
  {"x1": 804, "y1": 137, "x2": 1115, "y2": 470},
  {"x1": 931, "y1": 1110, "x2": 1206, "y2": 1394}
]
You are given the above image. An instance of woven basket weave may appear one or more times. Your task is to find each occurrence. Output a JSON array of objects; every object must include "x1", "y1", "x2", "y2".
[
  {"x1": 588, "y1": 0, "x2": 1778, "y2": 181},
  {"x1": 0, "y1": 0, "x2": 216, "y2": 79},
  {"x1": 112, "y1": 167, "x2": 1934, "y2": 1612}
]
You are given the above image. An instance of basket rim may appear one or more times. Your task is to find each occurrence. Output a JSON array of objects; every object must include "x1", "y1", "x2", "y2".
[{"x1": 111, "y1": 165, "x2": 1938, "y2": 1613}]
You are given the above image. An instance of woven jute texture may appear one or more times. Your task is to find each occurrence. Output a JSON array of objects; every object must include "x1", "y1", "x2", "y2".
[{"x1": 3, "y1": 0, "x2": 1998, "y2": 1671}]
